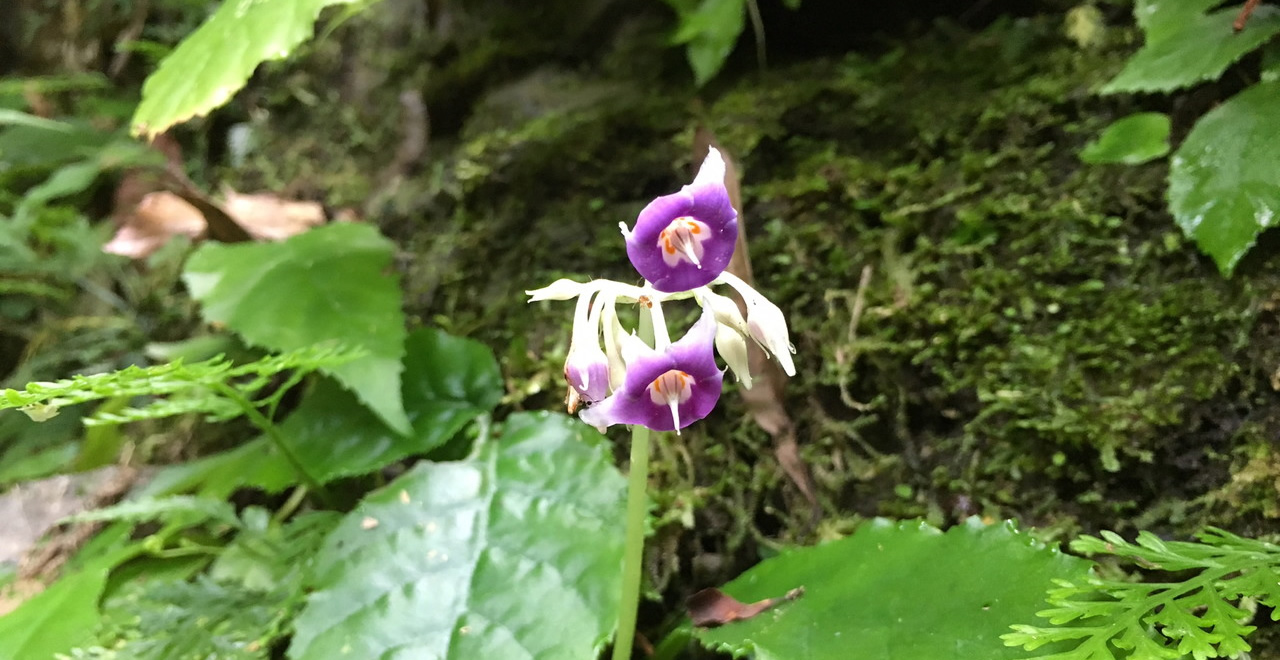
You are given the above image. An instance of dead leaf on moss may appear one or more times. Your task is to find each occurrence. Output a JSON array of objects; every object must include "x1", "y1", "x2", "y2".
[
  {"x1": 103, "y1": 191, "x2": 206, "y2": 258},
  {"x1": 693, "y1": 128, "x2": 820, "y2": 526},
  {"x1": 220, "y1": 189, "x2": 326, "y2": 241},
  {"x1": 687, "y1": 586, "x2": 805, "y2": 628},
  {"x1": 105, "y1": 187, "x2": 331, "y2": 258}
]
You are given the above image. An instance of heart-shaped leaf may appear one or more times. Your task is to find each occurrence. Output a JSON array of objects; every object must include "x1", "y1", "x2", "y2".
[
  {"x1": 1168, "y1": 82, "x2": 1280, "y2": 276},
  {"x1": 288, "y1": 412, "x2": 626, "y2": 660},
  {"x1": 131, "y1": 0, "x2": 366, "y2": 137},
  {"x1": 183, "y1": 223, "x2": 410, "y2": 434},
  {"x1": 276, "y1": 327, "x2": 502, "y2": 483},
  {"x1": 696, "y1": 519, "x2": 1092, "y2": 660}
]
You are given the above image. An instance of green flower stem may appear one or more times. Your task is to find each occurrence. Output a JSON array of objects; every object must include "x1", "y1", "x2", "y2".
[
  {"x1": 613, "y1": 424, "x2": 651, "y2": 660},
  {"x1": 614, "y1": 300, "x2": 658, "y2": 660}
]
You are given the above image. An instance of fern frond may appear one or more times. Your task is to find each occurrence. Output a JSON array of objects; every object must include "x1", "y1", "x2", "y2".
[
  {"x1": 1005, "y1": 529, "x2": 1280, "y2": 659},
  {"x1": 1, "y1": 344, "x2": 363, "y2": 424}
]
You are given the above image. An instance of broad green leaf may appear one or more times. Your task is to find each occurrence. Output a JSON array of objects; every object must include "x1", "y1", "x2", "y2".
[
  {"x1": 277, "y1": 327, "x2": 502, "y2": 483},
  {"x1": 1079, "y1": 112, "x2": 1170, "y2": 165},
  {"x1": 1168, "y1": 82, "x2": 1280, "y2": 276},
  {"x1": 288, "y1": 412, "x2": 627, "y2": 660},
  {"x1": 131, "y1": 0, "x2": 367, "y2": 137},
  {"x1": 0, "y1": 567, "x2": 107, "y2": 660},
  {"x1": 1133, "y1": 0, "x2": 1223, "y2": 43},
  {"x1": 696, "y1": 519, "x2": 1091, "y2": 660},
  {"x1": 1103, "y1": 5, "x2": 1280, "y2": 93},
  {"x1": 183, "y1": 223, "x2": 410, "y2": 434}
]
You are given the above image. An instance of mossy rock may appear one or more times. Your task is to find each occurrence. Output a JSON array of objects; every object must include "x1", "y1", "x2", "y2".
[{"x1": 231, "y1": 4, "x2": 1280, "y2": 594}]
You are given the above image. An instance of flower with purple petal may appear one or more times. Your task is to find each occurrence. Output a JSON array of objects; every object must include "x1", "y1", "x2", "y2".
[
  {"x1": 580, "y1": 306, "x2": 724, "y2": 433},
  {"x1": 622, "y1": 148, "x2": 738, "y2": 293}
]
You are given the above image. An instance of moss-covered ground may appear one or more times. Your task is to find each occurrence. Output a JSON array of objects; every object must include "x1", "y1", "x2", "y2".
[{"x1": 229, "y1": 4, "x2": 1280, "y2": 646}]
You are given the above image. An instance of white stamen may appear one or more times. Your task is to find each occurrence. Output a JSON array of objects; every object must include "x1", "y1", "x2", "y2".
[
  {"x1": 679, "y1": 240, "x2": 703, "y2": 268},
  {"x1": 657, "y1": 217, "x2": 711, "y2": 268},
  {"x1": 649, "y1": 370, "x2": 695, "y2": 435}
]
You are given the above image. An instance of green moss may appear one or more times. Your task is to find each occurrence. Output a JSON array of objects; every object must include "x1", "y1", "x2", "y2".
[
  {"x1": 695, "y1": 18, "x2": 1264, "y2": 536},
  {"x1": 237, "y1": 7, "x2": 1277, "y2": 577}
]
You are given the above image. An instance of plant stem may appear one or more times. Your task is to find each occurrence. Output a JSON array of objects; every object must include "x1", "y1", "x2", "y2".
[
  {"x1": 615, "y1": 300, "x2": 656, "y2": 660},
  {"x1": 214, "y1": 383, "x2": 332, "y2": 506},
  {"x1": 613, "y1": 424, "x2": 651, "y2": 660}
]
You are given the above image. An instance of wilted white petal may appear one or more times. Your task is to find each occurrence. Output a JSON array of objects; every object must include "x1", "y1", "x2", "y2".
[
  {"x1": 599, "y1": 292, "x2": 628, "y2": 391},
  {"x1": 526, "y1": 278, "x2": 589, "y2": 302},
  {"x1": 715, "y1": 324, "x2": 753, "y2": 390},
  {"x1": 746, "y1": 297, "x2": 796, "y2": 377},
  {"x1": 698, "y1": 288, "x2": 749, "y2": 335}
]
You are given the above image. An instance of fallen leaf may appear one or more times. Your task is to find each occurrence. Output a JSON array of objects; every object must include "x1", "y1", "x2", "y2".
[
  {"x1": 693, "y1": 129, "x2": 820, "y2": 525},
  {"x1": 220, "y1": 188, "x2": 326, "y2": 241},
  {"x1": 103, "y1": 191, "x2": 206, "y2": 258},
  {"x1": 687, "y1": 586, "x2": 804, "y2": 628}
]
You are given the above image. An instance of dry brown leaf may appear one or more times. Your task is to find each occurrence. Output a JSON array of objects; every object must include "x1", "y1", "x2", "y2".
[
  {"x1": 687, "y1": 586, "x2": 805, "y2": 628},
  {"x1": 693, "y1": 128, "x2": 820, "y2": 525},
  {"x1": 220, "y1": 189, "x2": 327, "y2": 241},
  {"x1": 103, "y1": 191, "x2": 206, "y2": 258},
  {"x1": 105, "y1": 182, "x2": 329, "y2": 259}
]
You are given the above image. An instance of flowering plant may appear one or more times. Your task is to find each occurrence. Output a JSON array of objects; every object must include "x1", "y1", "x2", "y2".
[
  {"x1": 527, "y1": 147, "x2": 796, "y2": 433},
  {"x1": 526, "y1": 147, "x2": 796, "y2": 658}
]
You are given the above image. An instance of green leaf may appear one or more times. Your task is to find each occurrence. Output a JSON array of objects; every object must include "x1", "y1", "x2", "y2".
[
  {"x1": 131, "y1": 0, "x2": 367, "y2": 137},
  {"x1": 288, "y1": 412, "x2": 626, "y2": 660},
  {"x1": 696, "y1": 519, "x2": 1091, "y2": 660},
  {"x1": 183, "y1": 223, "x2": 410, "y2": 434},
  {"x1": 0, "y1": 567, "x2": 107, "y2": 660},
  {"x1": 64, "y1": 495, "x2": 242, "y2": 529},
  {"x1": 673, "y1": 0, "x2": 746, "y2": 86},
  {"x1": 278, "y1": 327, "x2": 502, "y2": 483},
  {"x1": 137, "y1": 437, "x2": 298, "y2": 499},
  {"x1": 1009, "y1": 527, "x2": 1280, "y2": 659},
  {"x1": 0, "y1": 110, "x2": 72, "y2": 132},
  {"x1": 1133, "y1": 0, "x2": 1223, "y2": 43},
  {"x1": 1102, "y1": 5, "x2": 1280, "y2": 94},
  {"x1": 1167, "y1": 82, "x2": 1280, "y2": 276},
  {"x1": 1079, "y1": 112, "x2": 1170, "y2": 165}
]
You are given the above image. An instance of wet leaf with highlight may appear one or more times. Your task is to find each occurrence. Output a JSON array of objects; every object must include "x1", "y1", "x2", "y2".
[{"x1": 1168, "y1": 82, "x2": 1280, "y2": 276}]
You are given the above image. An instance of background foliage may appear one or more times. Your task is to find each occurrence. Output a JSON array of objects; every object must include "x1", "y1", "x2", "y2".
[{"x1": 4, "y1": 0, "x2": 1280, "y2": 659}]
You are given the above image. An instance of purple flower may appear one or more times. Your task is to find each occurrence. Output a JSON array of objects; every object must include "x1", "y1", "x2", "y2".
[
  {"x1": 580, "y1": 306, "x2": 724, "y2": 433},
  {"x1": 623, "y1": 148, "x2": 738, "y2": 293}
]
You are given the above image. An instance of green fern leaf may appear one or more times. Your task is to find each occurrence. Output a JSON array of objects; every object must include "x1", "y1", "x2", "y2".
[{"x1": 1008, "y1": 528, "x2": 1280, "y2": 659}]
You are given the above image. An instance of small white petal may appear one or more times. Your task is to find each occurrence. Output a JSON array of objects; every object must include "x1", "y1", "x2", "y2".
[
  {"x1": 747, "y1": 298, "x2": 796, "y2": 377},
  {"x1": 527, "y1": 278, "x2": 588, "y2": 302},
  {"x1": 715, "y1": 324, "x2": 753, "y2": 390},
  {"x1": 699, "y1": 290, "x2": 749, "y2": 335},
  {"x1": 690, "y1": 147, "x2": 727, "y2": 191}
]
